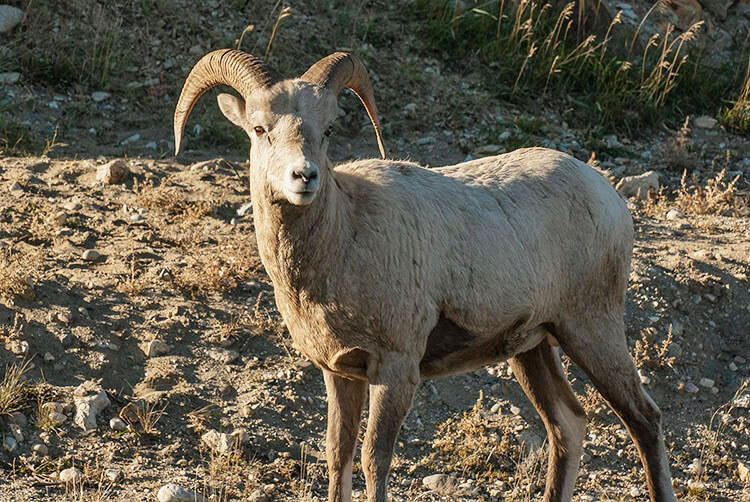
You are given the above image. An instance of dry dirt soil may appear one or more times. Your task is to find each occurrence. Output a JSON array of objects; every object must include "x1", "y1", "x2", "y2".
[{"x1": 1, "y1": 1, "x2": 749, "y2": 501}]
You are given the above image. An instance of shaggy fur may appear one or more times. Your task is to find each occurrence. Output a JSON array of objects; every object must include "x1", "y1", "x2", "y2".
[{"x1": 177, "y1": 63, "x2": 675, "y2": 502}]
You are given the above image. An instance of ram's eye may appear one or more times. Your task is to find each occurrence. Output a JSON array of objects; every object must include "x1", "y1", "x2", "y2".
[
  {"x1": 254, "y1": 126, "x2": 266, "y2": 136},
  {"x1": 324, "y1": 126, "x2": 332, "y2": 138}
]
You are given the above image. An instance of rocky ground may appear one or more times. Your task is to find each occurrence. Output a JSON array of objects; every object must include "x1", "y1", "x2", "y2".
[{"x1": 1, "y1": 1, "x2": 750, "y2": 501}]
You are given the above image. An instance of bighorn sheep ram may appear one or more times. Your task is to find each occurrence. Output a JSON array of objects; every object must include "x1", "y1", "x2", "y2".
[{"x1": 174, "y1": 49, "x2": 675, "y2": 502}]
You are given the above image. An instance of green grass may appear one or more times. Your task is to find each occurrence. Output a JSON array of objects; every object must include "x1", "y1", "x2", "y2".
[{"x1": 414, "y1": 0, "x2": 747, "y2": 134}]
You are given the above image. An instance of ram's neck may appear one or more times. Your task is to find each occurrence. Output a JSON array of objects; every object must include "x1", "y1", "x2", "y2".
[{"x1": 250, "y1": 161, "x2": 351, "y2": 295}]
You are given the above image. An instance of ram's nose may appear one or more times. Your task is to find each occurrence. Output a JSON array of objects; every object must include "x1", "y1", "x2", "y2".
[{"x1": 290, "y1": 162, "x2": 319, "y2": 185}]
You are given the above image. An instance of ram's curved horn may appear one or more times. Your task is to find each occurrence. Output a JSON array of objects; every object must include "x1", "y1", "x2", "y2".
[
  {"x1": 301, "y1": 53, "x2": 387, "y2": 159},
  {"x1": 173, "y1": 49, "x2": 271, "y2": 155}
]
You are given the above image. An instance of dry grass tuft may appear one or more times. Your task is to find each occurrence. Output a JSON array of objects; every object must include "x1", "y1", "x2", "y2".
[
  {"x1": 119, "y1": 399, "x2": 167, "y2": 436},
  {"x1": 134, "y1": 178, "x2": 212, "y2": 221},
  {"x1": 642, "y1": 168, "x2": 749, "y2": 218},
  {"x1": 0, "y1": 247, "x2": 41, "y2": 301},
  {"x1": 172, "y1": 237, "x2": 262, "y2": 298},
  {"x1": 633, "y1": 325, "x2": 676, "y2": 371},
  {"x1": 0, "y1": 358, "x2": 32, "y2": 416},
  {"x1": 432, "y1": 392, "x2": 520, "y2": 482},
  {"x1": 673, "y1": 169, "x2": 747, "y2": 216},
  {"x1": 661, "y1": 116, "x2": 697, "y2": 172},
  {"x1": 115, "y1": 249, "x2": 155, "y2": 296}
]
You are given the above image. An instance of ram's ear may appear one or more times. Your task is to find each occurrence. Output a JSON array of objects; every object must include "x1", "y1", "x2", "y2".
[{"x1": 217, "y1": 93, "x2": 246, "y2": 128}]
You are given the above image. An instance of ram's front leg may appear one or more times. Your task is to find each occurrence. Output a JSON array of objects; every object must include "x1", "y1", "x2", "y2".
[
  {"x1": 361, "y1": 353, "x2": 419, "y2": 502},
  {"x1": 324, "y1": 370, "x2": 367, "y2": 502}
]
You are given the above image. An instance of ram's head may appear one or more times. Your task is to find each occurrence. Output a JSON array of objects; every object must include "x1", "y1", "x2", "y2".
[{"x1": 174, "y1": 50, "x2": 386, "y2": 206}]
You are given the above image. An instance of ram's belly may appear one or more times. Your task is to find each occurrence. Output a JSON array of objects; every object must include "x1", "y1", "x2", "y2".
[{"x1": 419, "y1": 314, "x2": 548, "y2": 378}]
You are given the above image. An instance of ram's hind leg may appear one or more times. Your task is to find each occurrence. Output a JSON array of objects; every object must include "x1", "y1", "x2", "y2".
[
  {"x1": 556, "y1": 315, "x2": 675, "y2": 502},
  {"x1": 509, "y1": 337, "x2": 587, "y2": 502}
]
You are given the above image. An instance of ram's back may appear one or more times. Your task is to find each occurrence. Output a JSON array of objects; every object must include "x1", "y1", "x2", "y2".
[{"x1": 334, "y1": 147, "x2": 633, "y2": 352}]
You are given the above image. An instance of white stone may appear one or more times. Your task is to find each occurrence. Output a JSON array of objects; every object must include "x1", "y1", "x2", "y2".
[
  {"x1": 73, "y1": 382, "x2": 111, "y2": 431},
  {"x1": 32, "y1": 443, "x2": 48, "y2": 456},
  {"x1": 82, "y1": 249, "x2": 101, "y2": 261},
  {"x1": 423, "y1": 473, "x2": 455, "y2": 492},
  {"x1": 615, "y1": 171, "x2": 659, "y2": 200},
  {"x1": 104, "y1": 468, "x2": 122, "y2": 482},
  {"x1": 120, "y1": 133, "x2": 141, "y2": 145},
  {"x1": 237, "y1": 203, "x2": 253, "y2": 217},
  {"x1": 698, "y1": 377, "x2": 715, "y2": 388},
  {"x1": 91, "y1": 91, "x2": 110, "y2": 102},
  {"x1": 666, "y1": 209, "x2": 684, "y2": 220},
  {"x1": 0, "y1": 5, "x2": 23, "y2": 34},
  {"x1": 96, "y1": 158, "x2": 130, "y2": 184},
  {"x1": 60, "y1": 467, "x2": 83, "y2": 484},
  {"x1": 694, "y1": 116, "x2": 717, "y2": 129},
  {"x1": 109, "y1": 417, "x2": 127, "y2": 432},
  {"x1": 157, "y1": 483, "x2": 207, "y2": 502}
]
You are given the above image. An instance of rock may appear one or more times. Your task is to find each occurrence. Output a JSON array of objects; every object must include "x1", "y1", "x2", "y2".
[
  {"x1": 96, "y1": 159, "x2": 130, "y2": 184},
  {"x1": 64, "y1": 201, "x2": 82, "y2": 211},
  {"x1": 9, "y1": 182, "x2": 23, "y2": 192},
  {"x1": 6, "y1": 411, "x2": 27, "y2": 427},
  {"x1": 201, "y1": 429, "x2": 249, "y2": 455},
  {"x1": 629, "y1": 486, "x2": 641, "y2": 497},
  {"x1": 42, "y1": 402, "x2": 63, "y2": 414},
  {"x1": 0, "y1": 72, "x2": 20, "y2": 84},
  {"x1": 32, "y1": 443, "x2": 48, "y2": 456},
  {"x1": 60, "y1": 467, "x2": 83, "y2": 484},
  {"x1": 248, "y1": 489, "x2": 269, "y2": 502},
  {"x1": 738, "y1": 0, "x2": 750, "y2": 16},
  {"x1": 423, "y1": 473, "x2": 455, "y2": 492},
  {"x1": 510, "y1": 405, "x2": 521, "y2": 415},
  {"x1": 698, "y1": 377, "x2": 714, "y2": 388},
  {"x1": 49, "y1": 411, "x2": 67, "y2": 426},
  {"x1": 3, "y1": 435, "x2": 17, "y2": 452},
  {"x1": 120, "y1": 133, "x2": 141, "y2": 146},
  {"x1": 82, "y1": 249, "x2": 102, "y2": 262},
  {"x1": 109, "y1": 417, "x2": 127, "y2": 432},
  {"x1": 104, "y1": 468, "x2": 122, "y2": 483},
  {"x1": 477, "y1": 144, "x2": 502, "y2": 154},
  {"x1": 237, "y1": 202, "x2": 253, "y2": 217},
  {"x1": 403, "y1": 102, "x2": 417, "y2": 118},
  {"x1": 499, "y1": 131, "x2": 512, "y2": 141},
  {"x1": 664, "y1": 0, "x2": 702, "y2": 30},
  {"x1": 640, "y1": 374, "x2": 651, "y2": 385},
  {"x1": 208, "y1": 348, "x2": 239, "y2": 364},
  {"x1": 738, "y1": 462, "x2": 750, "y2": 483},
  {"x1": 91, "y1": 91, "x2": 110, "y2": 103},
  {"x1": 145, "y1": 340, "x2": 171, "y2": 357},
  {"x1": 700, "y1": 0, "x2": 733, "y2": 19},
  {"x1": 737, "y1": 394, "x2": 750, "y2": 408},
  {"x1": 694, "y1": 115, "x2": 718, "y2": 129},
  {"x1": 604, "y1": 134, "x2": 620, "y2": 148},
  {"x1": 666, "y1": 209, "x2": 684, "y2": 220},
  {"x1": 129, "y1": 213, "x2": 144, "y2": 222},
  {"x1": 615, "y1": 171, "x2": 659, "y2": 200},
  {"x1": 684, "y1": 382, "x2": 699, "y2": 393},
  {"x1": 9, "y1": 424, "x2": 23, "y2": 442},
  {"x1": 73, "y1": 381, "x2": 111, "y2": 431},
  {"x1": 157, "y1": 483, "x2": 207, "y2": 502},
  {"x1": 729, "y1": 362, "x2": 738, "y2": 371},
  {"x1": 0, "y1": 5, "x2": 23, "y2": 33}
]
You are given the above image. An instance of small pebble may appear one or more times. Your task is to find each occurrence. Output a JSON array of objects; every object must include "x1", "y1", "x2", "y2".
[
  {"x1": 684, "y1": 382, "x2": 699, "y2": 393},
  {"x1": 104, "y1": 468, "x2": 122, "y2": 483},
  {"x1": 9, "y1": 182, "x2": 23, "y2": 192},
  {"x1": 510, "y1": 405, "x2": 521, "y2": 415},
  {"x1": 32, "y1": 443, "x2": 48, "y2": 456},
  {"x1": 237, "y1": 202, "x2": 253, "y2": 217},
  {"x1": 60, "y1": 467, "x2": 83, "y2": 484},
  {"x1": 629, "y1": 487, "x2": 641, "y2": 497},
  {"x1": 82, "y1": 249, "x2": 101, "y2": 261},
  {"x1": 157, "y1": 483, "x2": 207, "y2": 502},
  {"x1": 3, "y1": 436, "x2": 18, "y2": 452},
  {"x1": 666, "y1": 209, "x2": 683, "y2": 220},
  {"x1": 698, "y1": 377, "x2": 714, "y2": 388},
  {"x1": 110, "y1": 417, "x2": 127, "y2": 432},
  {"x1": 129, "y1": 213, "x2": 144, "y2": 222}
]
